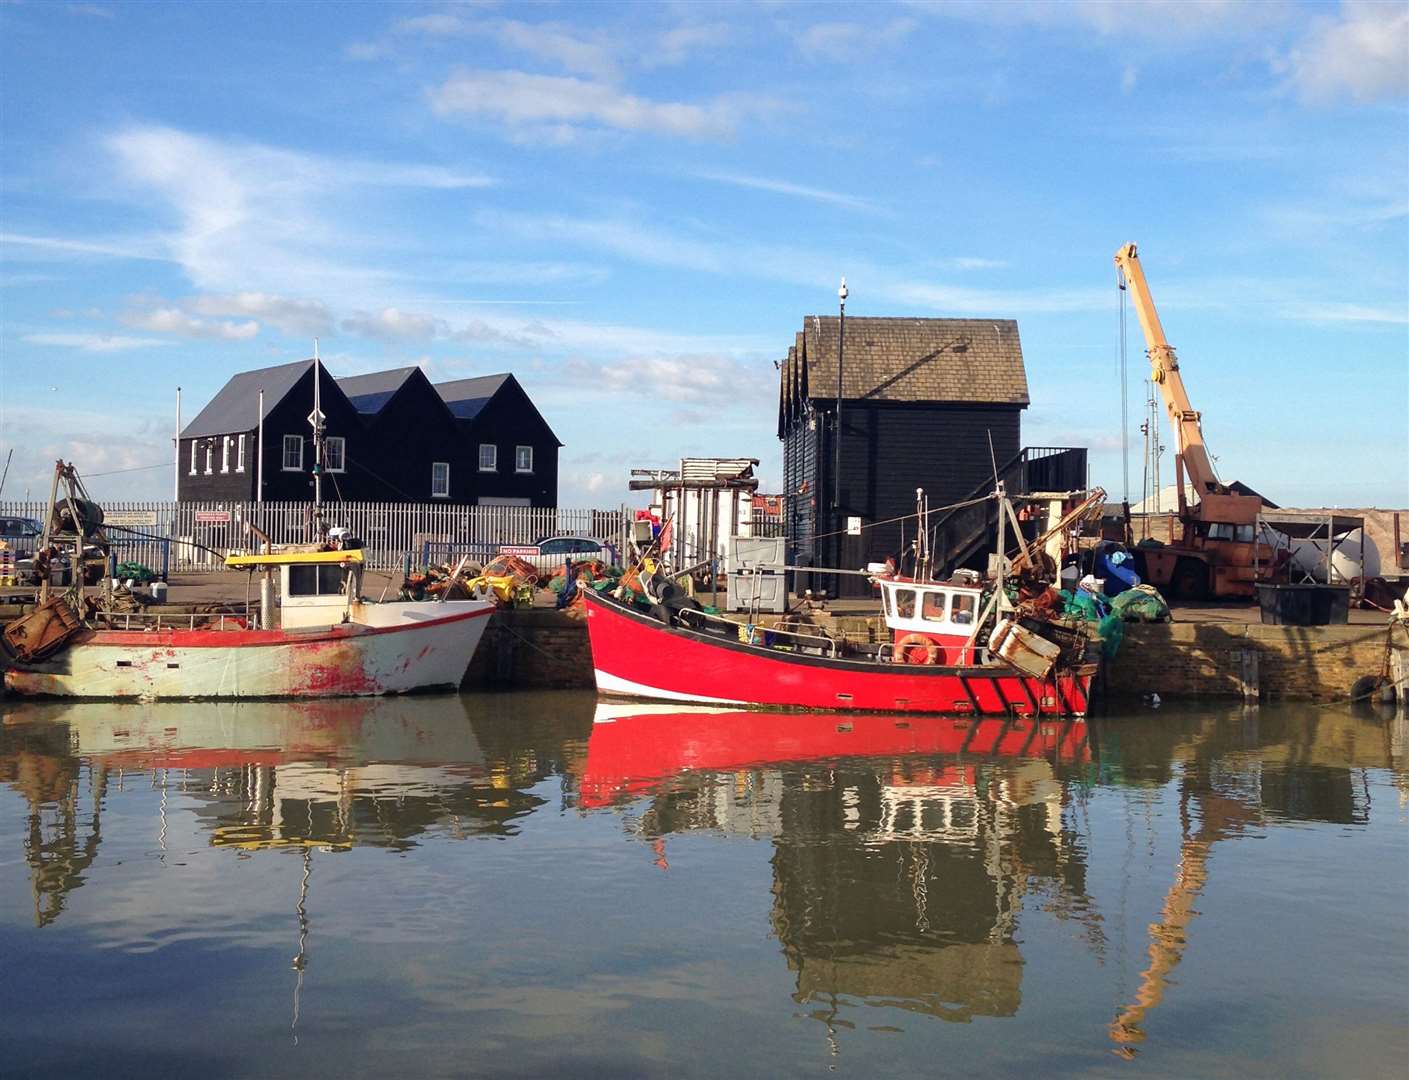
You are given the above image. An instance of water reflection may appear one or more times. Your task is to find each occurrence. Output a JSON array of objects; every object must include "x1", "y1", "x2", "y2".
[
  {"x1": 1, "y1": 694, "x2": 1405, "y2": 1074},
  {"x1": 0, "y1": 694, "x2": 593, "y2": 927},
  {"x1": 585, "y1": 705, "x2": 1098, "y2": 1030}
]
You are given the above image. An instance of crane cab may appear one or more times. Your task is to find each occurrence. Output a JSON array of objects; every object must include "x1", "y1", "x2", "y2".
[{"x1": 876, "y1": 578, "x2": 985, "y2": 665}]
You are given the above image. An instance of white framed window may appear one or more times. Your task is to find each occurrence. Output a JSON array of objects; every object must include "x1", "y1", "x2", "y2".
[
  {"x1": 431, "y1": 461, "x2": 450, "y2": 498},
  {"x1": 478, "y1": 443, "x2": 497, "y2": 472},
  {"x1": 236, "y1": 434, "x2": 246, "y2": 473},
  {"x1": 221, "y1": 435, "x2": 231, "y2": 473},
  {"x1": 325, "y1": 436, "x2": 346, "y2": 473},
  {"x1": 189, "y1": 441, "x2": 197, "y2": 475},
  {"x1": 515, "y1": 445, "x2": 533, "y2": 473},
  {"x1": 282, "y1": 435, "x2": 303, "y2": 471},
  {"x1": 204, "y1": 442, "x2": 213, "y2": 475}
]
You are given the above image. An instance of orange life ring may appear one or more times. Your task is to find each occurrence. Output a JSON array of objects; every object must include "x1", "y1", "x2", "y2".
[{"x1": 894, "y1": 632, "x2": 940, "y2": 665}]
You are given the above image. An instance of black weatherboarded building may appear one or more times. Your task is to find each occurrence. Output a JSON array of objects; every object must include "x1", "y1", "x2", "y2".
[
  {"x1": 179, "y1": 359, "x2": 560, "y2": 506},
  {"x1": 779, "y1": 316, "x2": 1083, "y2": 597}
]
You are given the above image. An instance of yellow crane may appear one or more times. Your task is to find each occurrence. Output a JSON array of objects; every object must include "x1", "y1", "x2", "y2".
[{"x1": 1113, "y1": 244, "x2": 1276, "y2": 600}]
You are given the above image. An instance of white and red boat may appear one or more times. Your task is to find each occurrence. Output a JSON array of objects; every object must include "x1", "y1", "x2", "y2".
[
  {"x1": 584, "y1": 573, "x2": 1097, "y2": 717},
  {"x1": 2, "y1": 548, "x2": 494, "y2": 700}
]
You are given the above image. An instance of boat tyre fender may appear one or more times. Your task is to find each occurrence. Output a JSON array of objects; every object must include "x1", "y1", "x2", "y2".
[{"x1": 894, "y1": 632, "x2": 939, "y2": 666}]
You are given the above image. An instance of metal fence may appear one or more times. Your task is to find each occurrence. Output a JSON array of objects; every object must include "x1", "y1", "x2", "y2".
[{"x1": 0, "y1": 500, "x2": 630, "y2": 574}]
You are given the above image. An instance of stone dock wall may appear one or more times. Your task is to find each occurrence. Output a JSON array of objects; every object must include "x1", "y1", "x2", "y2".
[{"x1": 469, "y1": 608, "x2": 1403, "y2": 702}]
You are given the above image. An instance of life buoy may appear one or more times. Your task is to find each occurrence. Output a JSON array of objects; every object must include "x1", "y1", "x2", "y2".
[{"x1": 894, "y1": 632, "x2": 940, "y2": 665}]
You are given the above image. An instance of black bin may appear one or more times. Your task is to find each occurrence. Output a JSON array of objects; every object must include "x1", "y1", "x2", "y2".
[{"x1": 1256, "y1": 584, "x2": 1351, "y2": 626}]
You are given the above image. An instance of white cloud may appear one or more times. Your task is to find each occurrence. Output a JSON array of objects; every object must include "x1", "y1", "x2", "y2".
[
  {"x1": 68, "y1": 3, "x2": 114, "y2": 17},
  {"x1": 23, "y1": 332, "x2": 174, "y2": 352},
  {"x1": 340, "y1": 307, "x2": 446, "y2": 342},
  {"x1": 690, "y1": 170, "x2": 882, "y2": 212},
  {"x1": 430, "y1": 69, "x2": 768, "y2": 139},
  {"x1": 187, "y1": 293, "x2": 333, "y2": 336},
  {"x1": 122, "y1": 306, "x2": 259, "y2": 340},
  {"x1": 798, "y1": 18, "x2": 917, "y2": 61},
  {"x1": 1284, "y1": 0, "x2": 1409, "y2": 103},
  {"x1": 648, "y1": 22, "x2": 732, "y2": 68},
  {"x1": 1, "y1": 230, "x2": 172, "y2": 263},
  {"x1": 103, "y1": 124, "x2": 491, "y2": 296},
  {"x1": 1282, "y1": 300, "x2": 1409, "y2": 325},
  {"x1": 559, "y1": 354, "x2": 773, "y2": 405},
  {"x1": 495, "y1": 20, "x2": 620, "y2": 82}
]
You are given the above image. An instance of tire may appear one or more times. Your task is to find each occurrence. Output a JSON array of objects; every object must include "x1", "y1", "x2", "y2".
[{"x1": 1172, "y1": 560, "x2": 1208, "y2": 602}]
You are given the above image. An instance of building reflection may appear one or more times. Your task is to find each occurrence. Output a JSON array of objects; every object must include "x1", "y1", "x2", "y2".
[{"x1": 0, "y1": 692, "x2": 595, "y2": 926}]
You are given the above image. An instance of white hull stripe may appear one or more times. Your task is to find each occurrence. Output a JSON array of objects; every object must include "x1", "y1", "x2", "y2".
[{"x1": 593, "y1": 668, "x2": 749, "y2": 707}]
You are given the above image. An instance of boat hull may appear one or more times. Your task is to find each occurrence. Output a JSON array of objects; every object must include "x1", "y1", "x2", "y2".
[
  {"x1": 584, "y1": 591, "x2": 1093, "y2": 717},
  {"x1": 2, "y1": 602, "x2": 494, "y2": 699}
]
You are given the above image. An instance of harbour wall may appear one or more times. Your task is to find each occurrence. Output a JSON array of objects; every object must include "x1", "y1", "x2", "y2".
[{"x1": 467, "y1": 608, "x2": 1402, "y2": 702}]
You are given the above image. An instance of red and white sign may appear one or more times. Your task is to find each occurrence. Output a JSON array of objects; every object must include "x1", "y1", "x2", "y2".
[
  {"x1": 498, "y1": 545, "x2": 540, "y2": 557},
  {"x1": 194, "y1": 510, "x2": 232, "y2": 524}
]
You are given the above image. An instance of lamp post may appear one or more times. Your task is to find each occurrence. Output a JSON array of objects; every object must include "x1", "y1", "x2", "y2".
[{"x1": 834, "y1": 276, "x2": 847, "y2": 513}]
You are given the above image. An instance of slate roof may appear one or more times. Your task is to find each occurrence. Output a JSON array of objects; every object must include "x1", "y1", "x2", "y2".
[
  {"x1": 794, "y1": 317, "x2": 1029, "y2": 407},
  {"x1": 434, "y1": 374, "x2": 511, "y2": 420},
  {"x1": 181, "y1": 359, "x2": 313, "y2": 438},
  {"x1": 336, "y1": 367, "x2": 419, "y2": 416}
]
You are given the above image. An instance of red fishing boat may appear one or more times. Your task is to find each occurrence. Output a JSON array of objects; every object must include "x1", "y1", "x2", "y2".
[{"x1": 584, "y1": 571, "x2": 1097, "y2": 717}]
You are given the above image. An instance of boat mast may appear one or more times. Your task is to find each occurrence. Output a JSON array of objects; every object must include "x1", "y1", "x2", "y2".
[{"x1": 310, "y1": 340, "x2": 325, "y2": 536}]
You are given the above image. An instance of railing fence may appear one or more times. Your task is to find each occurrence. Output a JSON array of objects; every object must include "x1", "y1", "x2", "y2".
[{"x1": 0, "y1": 500, "x2": 630, "y2": 574}]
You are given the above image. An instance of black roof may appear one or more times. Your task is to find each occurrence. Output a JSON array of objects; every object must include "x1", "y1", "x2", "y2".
[
  {"x1": 336, "y1": 367, "x2": 419, "y2": 415},
  {"x1": 434, "y1": 374, "x2": 511, "y2": 420},
  {"x1": 181, "y1": 359, "x2": 312, "y2": 438}
]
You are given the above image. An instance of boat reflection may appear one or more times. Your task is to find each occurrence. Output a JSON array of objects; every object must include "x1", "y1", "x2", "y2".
[
  {"x1": 580, "y1": 702, "x2": 1409, "y2": 1050},
  {"x1": 584, "y1": 704, "x2": 1099, "y2": 1027},
  {"x1": 0, "y1": 693, "x2": 595, "y2": 926}
]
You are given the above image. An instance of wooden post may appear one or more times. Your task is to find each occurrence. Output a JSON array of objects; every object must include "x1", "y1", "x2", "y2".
[
  {"x1": 1234, "y1": 647, "x2": 1259, "y2": 703},
  {"x1": 1392, "y1": 645, "x2": 1407, "y2": 709}
]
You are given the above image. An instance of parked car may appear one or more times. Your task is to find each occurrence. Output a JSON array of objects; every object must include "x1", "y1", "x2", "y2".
[
  {"x1": 0, "y1": 516, "x2": 44, "y2": 556},
  {"x1": 513, "y1": 536, "x2": 618, "y2": 575}
]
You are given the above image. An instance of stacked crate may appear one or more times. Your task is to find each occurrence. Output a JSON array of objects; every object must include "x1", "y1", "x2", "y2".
[{"x1": 0, "y1": 547, "x2": 15, "y2": 587}]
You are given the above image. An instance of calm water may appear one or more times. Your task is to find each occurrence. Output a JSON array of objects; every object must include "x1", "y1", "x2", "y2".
[{"x1": 1, "y1": 693, "x2": 1405, "y2": 1079}]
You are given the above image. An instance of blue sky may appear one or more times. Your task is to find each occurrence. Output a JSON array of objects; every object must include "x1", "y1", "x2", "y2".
[{"x1": 2, "y1": 0, "x2": 1406, "y2": 508}]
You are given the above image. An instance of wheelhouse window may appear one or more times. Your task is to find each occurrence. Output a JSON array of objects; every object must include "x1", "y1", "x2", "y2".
[
  {"x1": 288, "y1": 564, "x2": 346, "y2": 596},
  {"x1": 951, "y1": 594, "x2": 976, "y2": 625},
  {"x1": 893, "y1": 588, "x2": 916, "y2": 620},
  {"x1": 478, "y1": 444, "x2": 497, "y2": 472},
  {"x1": 921, "y1": 592, "x2": 948, "y2": 622},
  {"x1": 515, "y1": 445, "x2": 533, "y2": 473},
  {"x1": 236, "y1": 434, "x2": 246, "y2": 473},
  {"x1": 221, "y1": 436, "x2": 231, "y2": 474},
  {"x1": 325, "y1": 436, "x2": 346, "y2": 473},
  {"x1": 282, "y1": 435, "x2": 303, "y2": 471},
  {"x1": 431, "y1": 461, "x2": 450, "y2": 498}
]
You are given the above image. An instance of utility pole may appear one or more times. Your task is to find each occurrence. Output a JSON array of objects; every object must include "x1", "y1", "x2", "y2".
[
  {"x1": 173, "y1": 386, "x2": 181, "y2": 501},
  {"x1": 256, "y1": 387, "x2": 265, "y2": 504},
  {"x1": 833, "y1": 277, "x2": 847, "y2": 513}
]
